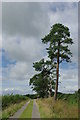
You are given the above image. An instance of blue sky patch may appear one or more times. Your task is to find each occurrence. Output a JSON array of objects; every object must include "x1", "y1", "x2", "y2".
[{"x1": 2, "y1": 49, "x2": 16, "y2": 68}]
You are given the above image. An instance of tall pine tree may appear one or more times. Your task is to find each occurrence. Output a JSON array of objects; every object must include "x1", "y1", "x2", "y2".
[{"x1": 42, "y1": 23, "x2": 73, "y2": 100}]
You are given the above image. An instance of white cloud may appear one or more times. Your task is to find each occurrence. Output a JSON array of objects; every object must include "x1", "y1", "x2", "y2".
[
  {"x1": 2, "y1": 3, "x2": 50, "y2": 38},
  {"x1": 3, "y1": 62, "x2": 29, "y2": 80},
  {"x1": 0, "y1": 67, "x2": 2, "y2": 80},
  {"x1": 48, "y1": 3, "x2": 78, "y2": 64},
  {"x1": 0, "y1": 2, "x2": 2, "y2": 49},
  {"x1": 2, "y1": 87, "x2": 35, "y2": 95},
  {"x1": 2, "y1": 60, "x2": 37, "y2": 82},
  {"x1": 58, "y1": 67, "x2": 78, "y2": 93},
  {"x1": 59, "y1": 84, "x2": 78, "y2": 93},
  {"x1": 2, "y1": 2, "x2": 78, "y2": 94},
  {"x1": 0, "y1": 35, "x2": 2, "y2": 49},
  {"x1": 59, "y1": 68, "x2": 78, "y2": 81},
  {"x1": 0, "y1": 80, "x2": 2, "y2": 95},
  {"x1": 2, "y1": 2, "x2": 78, "y2": 64},
  {"x1": 3, "y1": 36, "x2": 44, "y2": 62},
  {"x1": 9, "y1": 62, "x2": 28, "y2": 80}
]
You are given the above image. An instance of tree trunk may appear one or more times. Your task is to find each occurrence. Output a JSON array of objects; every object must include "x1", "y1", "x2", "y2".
[
  {"x1": 49, "y1": 88, "x2": 52, "y2": 98},
  {"x1": 49, "y1": 79, "x2": 52, "y2": 97},
  {"x1": 49, "y1": 91, "x2": 51, "y2": 98},
  {"x1": 54, "y1": 47, "x2": 59, "y2": 101}
]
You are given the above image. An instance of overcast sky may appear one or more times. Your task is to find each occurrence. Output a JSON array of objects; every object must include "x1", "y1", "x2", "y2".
[{"x1": 0, "y1": 2, "x2": 78, "y2": 95}]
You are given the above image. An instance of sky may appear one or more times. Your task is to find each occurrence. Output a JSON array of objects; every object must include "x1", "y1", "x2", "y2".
[{"x1": 0, "y1": 2, "x2": 78, "y2": 95}]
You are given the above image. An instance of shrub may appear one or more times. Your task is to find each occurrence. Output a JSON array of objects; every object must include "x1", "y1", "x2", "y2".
[{"x1": 2, "y1": 94, "x2": 28, "y2": 109}]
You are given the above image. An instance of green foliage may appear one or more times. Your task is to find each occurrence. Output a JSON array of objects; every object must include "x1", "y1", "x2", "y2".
[
  {"x1": 30, "y1": 59, "x2": 55, "y2": 98},
  {"x1": 25, "y1": 94, "x2": 38, "y2": 99},
  {"x1": 33, "y1": 59, "x2": 45, "y2": 71},
  {"x1": 42, "y1": 23, "x2": 73, "y2": 63},
  {"x1": 57, "y1": 92, "x2": 78, "y2": 105},
  {"x1": 2, "y1": 94, "x2": 28, "y2": 109},
  {"x1": 42, "y1": 23, "x2": 73, "y2": 100},
  {"x1": 30, "y1": 23, "x2": 73, "y2": 100},
  {"x1": 78, "y1": 89, "x2": 80, "y2": 99},
  {"x1": 30, "y1": 73, "x2": 50, "y2": 98}
]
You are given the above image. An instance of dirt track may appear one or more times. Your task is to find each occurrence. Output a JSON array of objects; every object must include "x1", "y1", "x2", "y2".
[
  {"x1": 9, "y1": 100, "x2": 30, "y2": 119},
  {"x1": 32, "y1": 100, "x2": 40, "y2": 118}
]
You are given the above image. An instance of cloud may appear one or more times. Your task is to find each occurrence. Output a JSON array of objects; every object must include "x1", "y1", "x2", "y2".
[
  {"x1": 0, "y1": 35, "x2": 2, "y2": 49},
  {"x1": 0, "y1": 3, "x2": 2, "y2": 49},
  {"x1": 2, "y1": 60, "x2": 37, "y2": 82},
  {"x1": 0, "y1": 67, "x2": 2, "y2": 80},
  {"x1": 8, "y1": 62, "x2": 28, "y2": 80},
  {"x1": 2, "y1": 87, "x2": 35, "y2": 95},
  {"x1": 58, "y1": 67, "x2": 78, "y2": 93},
  {"x1": 49, "y1": 2, "x2": 78, "y2": 64},
  {"x1": 59, "y1": 84, "x2": 78, "y2": 93},
  {"x1": 0, "y1": 3, "x2": 2, "y2": 34},
  {"x1": 3, "y1": 62, "x2": 31, "y2": 81},
  {"x1": 2, "y1": 2, "x2": 78, "y2": 64},
  {"x1": 0, "y1": 80, "x2": 2, "y2": 95},
  {"x1": 59, "y1": 67, "x2": 78, "y2": 81},
  {"x1": 2, "y1": 77, "x2": 35, "y2": 95},
  {"x1": 2, "y1": 2, "x2": 50, "y2": 38},
  {"x1": 2, "y1": 2, "x2": 78, "y2": 94},
  {"x1": 3, "y1": 36, "x2": 44, "y2": 63},
  {"x1": 2, "y1": 2, "x2": 50, "y2": 84}
]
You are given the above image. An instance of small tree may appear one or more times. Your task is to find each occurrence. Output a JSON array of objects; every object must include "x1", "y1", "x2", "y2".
[
  {"x1": 42, "y1": 23, "x2": 73, "y2": 100},
  {"x1": 30, "y1": 59, "x2": 55, "y2": 98},
  {"x1": 30, "y1": 73, "x2": 48, "y2": 98}
]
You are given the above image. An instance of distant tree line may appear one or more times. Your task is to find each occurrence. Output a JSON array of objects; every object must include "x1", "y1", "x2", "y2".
[{"x1": 30, "y1": 23, "x2": 73, "y2": 100}]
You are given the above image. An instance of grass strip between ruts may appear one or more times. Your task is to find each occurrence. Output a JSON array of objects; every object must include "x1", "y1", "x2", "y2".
[{"x1": 20, "y1": 100, "x2": 33, "y2": 118}]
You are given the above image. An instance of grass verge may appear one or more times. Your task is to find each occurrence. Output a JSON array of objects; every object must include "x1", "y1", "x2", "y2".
[
  {"x1": 36, "y1": 98, "x2": 52, "y2": 118},
  {"x1": 20, "y1": 100, "x2": 33, "y2": 118},
  {"x1": 2, "y1": 100, "x2": 28, "y2": 120},
  {"x1": 36, "y1": 97, "x2": 78, "y2": 118}
]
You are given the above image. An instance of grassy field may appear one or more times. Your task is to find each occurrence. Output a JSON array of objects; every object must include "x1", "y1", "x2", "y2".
[
  {"x1": 36, "y1": 92, "x2": 79, "y2": 118},
  {"x1": 1, "y1": 90, "x2": 80, "y2": 119},
  {"x1": 20, "y1": 100, "x2": 33, "y2": 118},
  {"x1": 2, "y1": 94, "x2": 29, "y2": 120}
]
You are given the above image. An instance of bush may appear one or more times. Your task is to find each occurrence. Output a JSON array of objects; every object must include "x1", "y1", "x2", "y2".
[{"x1": 2, "y1": 94, "x2": 28, "y2": 109}]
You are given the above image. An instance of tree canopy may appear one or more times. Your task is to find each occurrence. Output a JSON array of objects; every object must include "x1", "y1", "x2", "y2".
[
  {"x1": 30, "y1": 23, "x2": 73, "y2": 100},
  {"x1": 30, "y1": 59, "x2": 55, "y2": 98},
  {"x1": 42, "y1": 23, "x2": 73, "y2": 100}
]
